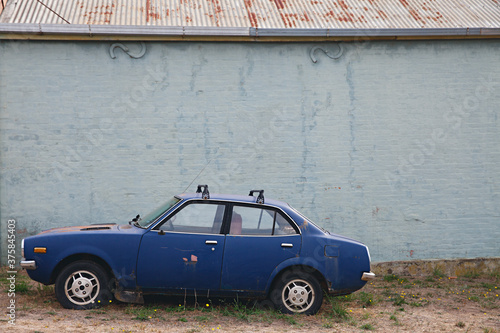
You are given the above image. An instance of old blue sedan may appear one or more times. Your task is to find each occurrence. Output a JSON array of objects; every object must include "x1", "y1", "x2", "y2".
[{"x1": 21, "y1": 185, "x2": 374, "y2": 314}]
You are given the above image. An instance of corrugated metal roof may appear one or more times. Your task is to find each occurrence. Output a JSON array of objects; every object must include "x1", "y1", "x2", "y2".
[{"x1": 2, "y1": 0, "x2": 500, "y2": 28}]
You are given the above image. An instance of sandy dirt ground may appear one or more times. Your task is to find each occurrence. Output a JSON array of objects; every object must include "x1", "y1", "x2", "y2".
[{"x1": 1, "y1": 268, "x2": 499, "y2": 332}]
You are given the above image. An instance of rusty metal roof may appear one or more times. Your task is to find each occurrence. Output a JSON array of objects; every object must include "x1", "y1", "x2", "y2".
[{"x1": 1, "y1": 0, "x2": 499, "y2": 40}]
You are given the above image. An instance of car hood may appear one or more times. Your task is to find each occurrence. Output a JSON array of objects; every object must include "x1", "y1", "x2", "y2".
[{"x1": 38, "y1": 223, "x2": 123, "y2": 235}]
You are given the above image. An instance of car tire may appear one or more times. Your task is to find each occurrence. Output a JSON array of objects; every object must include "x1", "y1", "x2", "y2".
[
  {"x1": 270, "y1": 271, "x2": 323, "y2": 315},
  {"x1": 55, "y1": 260, "x2": 113, "y2": 310}
]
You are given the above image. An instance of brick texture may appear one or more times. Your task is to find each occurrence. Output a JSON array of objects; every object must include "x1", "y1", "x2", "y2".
[{"x1": 0, "y1": 40, "x2": 499, "y2": 262}]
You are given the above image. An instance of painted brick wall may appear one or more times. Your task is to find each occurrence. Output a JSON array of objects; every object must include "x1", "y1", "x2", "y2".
[{"x1": 0, "y1": 39, "x2": 499, "y2": 263}]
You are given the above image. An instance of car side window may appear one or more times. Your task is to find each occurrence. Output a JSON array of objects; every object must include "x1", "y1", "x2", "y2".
[
  {"x1": 158, "y1": 203, "x2": 225, "y2": 234},
  {"x1": 274, "y1": 212, "x2": 298, "y2": 235},
  {"x1": 230, "y1": 206, "x2": 298, "y2": 236}
]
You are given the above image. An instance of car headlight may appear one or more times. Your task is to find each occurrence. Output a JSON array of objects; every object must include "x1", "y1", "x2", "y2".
[{"x1": 21, "y1": 239, "x2": 24, "y2": 257}]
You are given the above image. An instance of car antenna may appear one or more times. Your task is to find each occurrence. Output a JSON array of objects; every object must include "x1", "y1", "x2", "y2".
[{"x1": 182, "y1": 148, "x2": 219, "y2": 193}]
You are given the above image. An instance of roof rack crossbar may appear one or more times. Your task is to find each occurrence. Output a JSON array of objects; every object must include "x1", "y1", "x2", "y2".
[
  {"x1": 249, "y1": 190, "x2": 264, "y2": 204},
  {"x1": 196, "y1": 184, "x2": 210, "y2": 199}
]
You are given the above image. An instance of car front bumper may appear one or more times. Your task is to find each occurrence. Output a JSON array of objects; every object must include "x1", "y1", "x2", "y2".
[
  {"x1": 361, "y1": 272, "x2": 376, "y2": 281},
  {"x1": 20, "y1": 260, "x2": 37, "y2": 270}
]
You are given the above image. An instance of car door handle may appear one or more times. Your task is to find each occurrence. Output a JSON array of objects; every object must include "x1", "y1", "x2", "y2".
[
  {"x1": 281, "y1": 243, "x2": 293, "y2": 248},
  {"x1": 205, "y1": 240, "x2": 218, "y2": 245}
]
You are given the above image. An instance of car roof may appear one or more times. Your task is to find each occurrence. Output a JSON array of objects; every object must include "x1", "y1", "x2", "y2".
[{"x1": 176, "y1": 192, "x2": 289, "y2": 209}]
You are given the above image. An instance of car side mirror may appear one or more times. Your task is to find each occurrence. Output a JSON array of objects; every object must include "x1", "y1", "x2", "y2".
[{"x1": 158, "y1": 229, "x2": 165, "y2": 236}]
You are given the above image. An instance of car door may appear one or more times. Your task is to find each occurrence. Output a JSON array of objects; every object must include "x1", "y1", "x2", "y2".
[
  {"x1": 136, "y1": 201, "x2": 227, "y2": 290},
  {"x1": 221, "y1": 205, "x2": 301, "y2": 291}
]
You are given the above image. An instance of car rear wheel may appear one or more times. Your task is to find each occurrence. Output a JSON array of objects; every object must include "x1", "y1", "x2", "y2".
[
  {"x1": 270, "y1": 271, "x2": 323, "y2": 315},
  {"x1": 55, "y1": 260, "x2": 112, "y2": 309}
]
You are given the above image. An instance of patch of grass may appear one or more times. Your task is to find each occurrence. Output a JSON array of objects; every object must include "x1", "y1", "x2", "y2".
[
  {"x1": 360, "y1": 323, "x2": 375, "y2": 330},
  {"x1": 178, "y1": 317, "x2": 188, "y2": 322},
  {"x1": 132, "y1": 308, "x2": 152, "y2": 321},
  {"x1": 481, "y1": 299, "x2": 499, "y2": 310},
  {"x1": 219, "y1": 300, "x2": 267, "y2": 322},
  {"x1": 46, "y1": 311, "x2": 56, "y2": 315},
  {"x1": 283, "y1": 315, "x2": 299, "y2": 325},
  {"x1": 357, "y1": 291, "x2": 375, "y2": 307},
  {"x1": 361, "y1": 312, "x2": 371, "y2": 320},
  {"x1": 461, "y1": 269, "x2": 481, "y2": 279},
  {"x1": 409, "y1": 301, "x2": 424, "y2": 307},
  {"x1": 325, "y1": 295, "x2": 351, "y2": 323},
  {"x1": 390, "y1": 314, "x2": 402, "y2": 326},
  {"x1": 481, "y1": 282, "x2": 495, "y2": 290},
  {"x1": 36, "y1": 284, "x2": 54, "y2": 296},
  {"x1": 392, "y1": 297, "x2": 407, "y2": 306},
  {"x1": 195, "y1": 315, "x2": 210, "y2": 322},
  {"x1": 125, "y1": 305, "x2": 161, "y2": 321},
  {"x1": 163, "y1": 304, "x2": 187, "y2": 313},
  {"x1": 456, "y1": 321, "x2": 466, "y2": 328},
  {"x1": 322, "y1": 322, "x2": 334, "y2": 328},
  {"x1": 17, "y1": 281, "x2": 30, "y2": 293},
  {"x1": 488, "y1": 269, "x2": 500, "y2": 280},
  {"x1": 383, "y1": 274, "x2": 399, "y2": 282},
  {"x1": 433, "y1": 268, "x2": 446, "y2": 279}
]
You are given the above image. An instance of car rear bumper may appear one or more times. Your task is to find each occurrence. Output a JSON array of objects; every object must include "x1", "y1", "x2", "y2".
[
  {"x1": 20, "y1": 260, "x2": 37, "y2": 270},
  {"x1": 361, "y1": 272, "x2": 376, "y2": 281}
]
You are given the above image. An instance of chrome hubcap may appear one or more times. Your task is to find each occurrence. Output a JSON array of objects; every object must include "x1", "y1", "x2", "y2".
[
  {"x1": 282, "y1": 279, "x2": 314, "y2": 313},
  {"x1": 64, "y1": 270, "x2": 100, "y2": 305}
]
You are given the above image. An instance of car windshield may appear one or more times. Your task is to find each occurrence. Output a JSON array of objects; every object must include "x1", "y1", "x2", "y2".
[{"x1": 137, "y1": 196, "x2": 182, "y2": 228}]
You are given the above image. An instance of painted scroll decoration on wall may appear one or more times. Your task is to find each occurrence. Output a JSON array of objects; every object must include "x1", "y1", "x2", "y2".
[
  {"x1": 309, "y1": 44, "x2": 343, "y2": 63},
  {"x1": 109, "y1": 42, "x2": 147, "y2": 59}
]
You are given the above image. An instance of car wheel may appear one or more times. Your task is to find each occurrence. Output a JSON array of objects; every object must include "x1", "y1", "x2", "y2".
[
  {"x1": 271, "y1": 271, "x2": 323, "y2": 315},
  {"x1": 55, "y1": 260, "x2": 112, "y2": 310}
]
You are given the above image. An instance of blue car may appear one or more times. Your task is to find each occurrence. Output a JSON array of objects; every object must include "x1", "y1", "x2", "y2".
[{"x1": 21, "y1": 185, "x2": 374, "y2": 314}]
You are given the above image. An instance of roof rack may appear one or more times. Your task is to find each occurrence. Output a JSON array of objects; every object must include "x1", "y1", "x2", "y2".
[
  {"x1": 249, "y1": 190, "x2": 264, "y2": 204},
  {"x1": 196, "y1": 184, "x2": 210, "y2": 199}
]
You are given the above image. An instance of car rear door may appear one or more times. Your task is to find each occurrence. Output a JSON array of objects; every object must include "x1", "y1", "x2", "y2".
[{"x1": 221, "y1": 204, "x2": 301, "y2": 291}]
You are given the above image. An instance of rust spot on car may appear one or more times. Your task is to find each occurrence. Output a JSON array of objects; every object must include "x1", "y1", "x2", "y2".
[
  {"x1": 183, "y1": 254, "x2": 198, "y2": 264},
  {"x1": 299, "y1": 220, "x2": 309, "y2": 230}
]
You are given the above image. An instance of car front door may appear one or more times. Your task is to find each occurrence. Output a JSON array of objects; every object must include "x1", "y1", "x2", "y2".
[
  {"x1": 221, "y1": 205, "x2": 301, "y2": 291},
  {"x1": 136, "y1": 201, "x2": 227, "y2": 290}
]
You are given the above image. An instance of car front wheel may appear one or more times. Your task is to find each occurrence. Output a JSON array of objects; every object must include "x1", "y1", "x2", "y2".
[
  {"x1": 55, "y1": 260, "x2": 112, "y2": 309},
  {"x1": 271, "y1": 271, "x2": 323, "y2": 315}
]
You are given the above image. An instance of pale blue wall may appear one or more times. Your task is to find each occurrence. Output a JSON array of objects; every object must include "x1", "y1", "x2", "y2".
[{"x1": 1, "y1": 39, "x2": 499, "y2": 263}]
